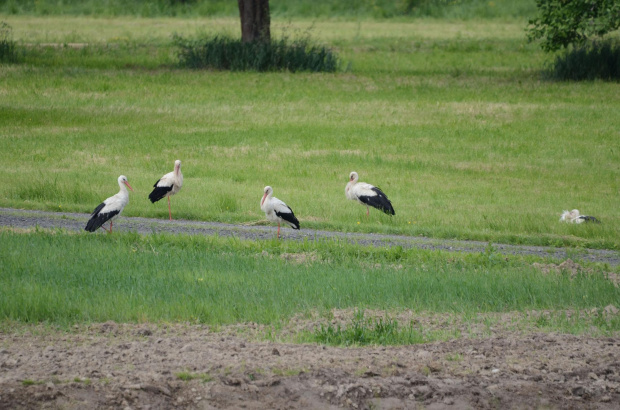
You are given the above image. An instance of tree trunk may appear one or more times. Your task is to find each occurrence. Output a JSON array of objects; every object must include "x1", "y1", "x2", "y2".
[{"x1": 238, "y1": 0, "x2": 270, "y2": 43}]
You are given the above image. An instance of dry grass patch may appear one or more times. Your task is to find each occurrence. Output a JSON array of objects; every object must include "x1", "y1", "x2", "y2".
[
  {"x1": 4, "y1": 16, "x2": 239, "y2": 43},
  {"x1": 279, "y1": 252, "x2": 319, "y2": 265},
  {"x1": 287, "y1": 307, "x2": 620, "y2": 343},
  {"x1": 440, "y1": 101, "x2": 538, "y2": 120},
  {"x1": 533, "y1": 259, "x2": 620, "y2": 287}
]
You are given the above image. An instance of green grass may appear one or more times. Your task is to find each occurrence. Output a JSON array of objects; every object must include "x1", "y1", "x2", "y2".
[
  {"x1": 0, "y1": 16, "x2": 618, "y2": 249},
  {"x1": 1, "y1": 230, "x2": 618, "y2": 329},
  {"x1": 176, "y1": 371, "x2": 213, "y2": 383},
  {"x1": 0, "y1": 0, "x2": 537, "y2": 19}
]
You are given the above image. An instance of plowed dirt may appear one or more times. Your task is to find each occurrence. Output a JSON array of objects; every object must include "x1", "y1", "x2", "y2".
[{"x1": 1, "y1": 317, "x2": 619, "y2": 410}]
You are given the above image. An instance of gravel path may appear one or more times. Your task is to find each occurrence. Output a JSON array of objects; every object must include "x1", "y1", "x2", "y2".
[
  {"x1": 1, "y1": 207, "x2": 619, "y2": 266},
  {"x1": 1, "y1": 207, "x2": 618, "y2": 266}
]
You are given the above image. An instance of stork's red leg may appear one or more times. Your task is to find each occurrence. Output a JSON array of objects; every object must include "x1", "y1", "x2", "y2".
[
  {"x1": 100, "y1": 221, "x2": 112, "y2": 234},
  {"x1": 277, "y1": 222, "x2": 281, "y2": 239},
  {"x1": 168, "y1": 196, "x2": 172, "y2": 221}
]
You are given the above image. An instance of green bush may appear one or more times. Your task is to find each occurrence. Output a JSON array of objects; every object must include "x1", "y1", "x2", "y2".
[
  {"x1": 528, "y1": 0, "x2": 620, "y2": 52},
  {"x1": 549, "y1": 40, "x2": 620, "y2": 81},
  {"x1": 174, "y1": 34, "x2": 339, "y2": 72},
  {"x1": 0, "y1": 22, "x2": 18, "y2": 63}
]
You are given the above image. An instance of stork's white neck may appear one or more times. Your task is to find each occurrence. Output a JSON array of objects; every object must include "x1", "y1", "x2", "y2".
[{"x1": 117, "y1": 180, "x2": 129, "y2": 196}]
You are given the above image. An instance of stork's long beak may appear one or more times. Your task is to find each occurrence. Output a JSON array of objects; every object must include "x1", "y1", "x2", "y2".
[
  {"x1": 261, "y1": 193, "x2": 267, "y2": 206},
  {"x1": 124, "y1": 181, "x2": 134, "y2": 192}
]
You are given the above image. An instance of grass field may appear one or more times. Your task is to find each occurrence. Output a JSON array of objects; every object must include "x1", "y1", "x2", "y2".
[
  {"x1": 1, "y1": 16, "x2": 618, "y2": 250},
  {"x1": 0, "y1": 0, "x2": 538, "y2": 19},
  {"x1": 0, "y1": 13, "x2": 619, "y2": 338},
  {"x1": 1, "y1": 230, "x2": 618, "y2": 338}
]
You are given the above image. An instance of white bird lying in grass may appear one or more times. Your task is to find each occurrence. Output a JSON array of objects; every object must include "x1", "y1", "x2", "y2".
[
  {"x1": 260, "y1": 186, "x2": 300, "y2": 239},
  {"x1": 559, "y1": 209, "x2": 600, "y2": 224}
]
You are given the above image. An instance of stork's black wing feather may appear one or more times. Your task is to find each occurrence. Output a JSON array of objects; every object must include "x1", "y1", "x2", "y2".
[
  {"x1": 89, "y1": 202, "x2": 106, "y2": 218},
  {"x1": 358, "y1": 187, "x2": 395, "y2": 215},
  {"x1": 578, "y1": 215, "x2": 601, "y2": 223},
  {"x1": 148, "y1": 179, "x2": 173, "y2": 203},
  {"x1": 85, "y1": 203, "x2": 119, "y2": 232},
  {"x1": 275, "y1": 207, "x2": 300, "y2": 230}
]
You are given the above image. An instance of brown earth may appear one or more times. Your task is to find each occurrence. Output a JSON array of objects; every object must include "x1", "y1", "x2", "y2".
[{"x1": 1, "y1": 311, "x2": 619, "y2": 410}]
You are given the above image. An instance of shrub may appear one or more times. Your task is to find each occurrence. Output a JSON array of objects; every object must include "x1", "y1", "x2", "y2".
[
  {"x1": 528, "y1": 0, "x2": 620, "y2": 52},
  {"x1": 0, "y1": 22, "x2": 18, "y2": 63},
  {"x1": 174, "y1": 34, "x2": 339, "y2": 72},
  {"x1": 549, "y1": 40, "x2": 620, "y2": 81}
]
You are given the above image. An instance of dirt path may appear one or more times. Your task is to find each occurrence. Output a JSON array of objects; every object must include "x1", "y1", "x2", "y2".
[{"x1": 1, "y1": 207, "x2": 619, "y2": 266}]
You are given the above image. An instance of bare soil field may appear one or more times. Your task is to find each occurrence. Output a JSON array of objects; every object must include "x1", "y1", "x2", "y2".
[
  {"x1": 1, "y1": 208, "x2": 619, "y2": 409},
  {"x1": 1, "y1": 315, "x2": 619, "y2": 410}
]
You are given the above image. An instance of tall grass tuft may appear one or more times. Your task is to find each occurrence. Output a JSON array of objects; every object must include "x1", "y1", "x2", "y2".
[
  {"x1": 549, "y1": 40, "x2": 620, "y2": 81},
  {"x1": 0, "y1": 22, "x2": 18, "y2": 63},
  {"x1": 303, "y1": 310, "x2": 448, "y2": 346},
  {"x1": 174, "y1": 34, "x2": 339, "y2": 72}
]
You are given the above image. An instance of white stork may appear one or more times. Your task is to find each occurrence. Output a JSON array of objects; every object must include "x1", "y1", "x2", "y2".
[
  {"x1": 85, "y1": 175, "x2": 133, "y2": 233},
  {"x1": 148, "y1": 159, "x2": 183, "y2": 220},
  {"x1": 560, "y1": 209, "x2": 600, "y2": 224},
  {"x1": 260, "y1": 186, "x2": 300, "y2": 238},
  {"x1": 345, "y1": 171, "x2": 395, "y2": 216}
]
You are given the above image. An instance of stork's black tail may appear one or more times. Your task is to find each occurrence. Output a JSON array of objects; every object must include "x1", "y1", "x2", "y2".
[
  {"x1": 578, "y1": 215, "x2": 601, "y2": 223},
  {"x1": 362, "y1": 187, "x2": 395, "y2": 215},
  {"x1": 85, "y1": 203, "x2": 117, "y2": 232},
  {"x1": 276, "y1": 209, "x2": 300, "y2": 230}
]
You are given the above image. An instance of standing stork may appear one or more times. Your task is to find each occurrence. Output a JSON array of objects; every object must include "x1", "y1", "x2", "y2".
[
  {"x1": 345, "y1": 171, "x2": 395, "y2": 216},
  {"x1": 260, "y1": 186, "x2": 300, "y2": 238},
  {"x1": 148, "y1": 160, "x2": 183, "y2": 221},
  {"x1": 85, "y1": 175, "x2": 133, "y2": 233}
]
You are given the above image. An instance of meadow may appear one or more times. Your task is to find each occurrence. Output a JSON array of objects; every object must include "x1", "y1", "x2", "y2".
[
  {"x1": 1, "y1": 15, "x2": 618, "y2": 249},
  {"x1": 0, "y1": 10, "x2": 619, "y2": 336}
]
